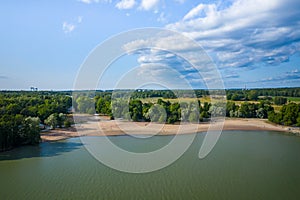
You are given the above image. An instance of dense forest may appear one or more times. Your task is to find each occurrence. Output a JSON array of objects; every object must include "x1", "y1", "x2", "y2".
[
  {"x1": 81, "y1": 87, "x2": 300, "y2": 100},
  {"x1": 0, "y1": 92, "x2": 72, "y2": 151},
  {"x1": 1, "y1": 88, "x2": 300, "y2": 151}
]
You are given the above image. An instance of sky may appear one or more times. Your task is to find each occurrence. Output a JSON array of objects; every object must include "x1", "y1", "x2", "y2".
[{"x1": 0, "y1": 0, "x2": 300, "y2": 90}]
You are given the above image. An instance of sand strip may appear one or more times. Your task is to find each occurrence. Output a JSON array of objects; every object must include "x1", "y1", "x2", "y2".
[{"x1": 41, "y1": 117, "x2": 300, "y2": 142}]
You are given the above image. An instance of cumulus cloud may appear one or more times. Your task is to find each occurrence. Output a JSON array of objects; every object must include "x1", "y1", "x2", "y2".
[
  {"x1": 116, "y1": 0, "x2": 136, "y2": 10},
  {"x1": 122, "y1": 31, "x2": 224, "y2": 89},
  {"x1": 123, "y1": 0, "x2": 300, "y2": 87},
  {"x1": 77, "y1": 16, "x2": 83, "y2": 23},
  {"x1": 167, "y1": 0, "x2": 300, "y2": 69},
  {"x1": 139, "y1": 0, "x2": 160, "y2": 11},
  {"x1": 62, "y1": 16, "x2": 83, "y2": 34},
  {"x1": 62, "y1": 22, "x2": 76, "y2": 33},
  {"x1": 157, "y1": 12, "x2": 168, "y2": 23}
]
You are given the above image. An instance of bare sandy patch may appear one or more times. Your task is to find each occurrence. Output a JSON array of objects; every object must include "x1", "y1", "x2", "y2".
[{"x1": 41, "y1": 116, "x2": 300, "y2": 142}]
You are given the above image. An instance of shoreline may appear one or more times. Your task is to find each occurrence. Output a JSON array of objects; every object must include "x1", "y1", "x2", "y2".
[{"x1": 40, "y1": 117, "x2": 300, "y2": 142}]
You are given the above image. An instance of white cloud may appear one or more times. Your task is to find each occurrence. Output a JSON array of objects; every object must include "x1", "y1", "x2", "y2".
[
  {"x1": 139, "y1": 0, "x2": 160, "y2": 11},
  {"x1": 77, "y1": 16, "x2": 83, "y2": 23},
  {"x1": 116, "y1": 0, "x2": 136, "y2": 10},
  {"x1": 121, "y1": 0, "x2": 300, "y2": 88},
  {"x1": 183, "y1": 4, "x2": 216, "y2": 21},
  {"x1": 62, "y1": 15, "x2": 83, "y2": 34},
  {"x1": 122, "y1": 31, "x2": 222, "y2": 88},
  {"x1": 62, "y1": 22, "x2": 76, "y2": 33},
  {"x1": 166, "y1": 0, "x2": 300, "y2": 69},
  {"x1": 157, "y1": 12, "x2": 168, "y2": 23}
]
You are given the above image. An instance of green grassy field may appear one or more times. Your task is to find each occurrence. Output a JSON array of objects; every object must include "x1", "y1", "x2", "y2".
[
  {"x1": 139, "y1": 96, "x2": 211, "y2": 104},
  {"x1": 287, "y1": 97, "x2": 300, "y2": 102}
]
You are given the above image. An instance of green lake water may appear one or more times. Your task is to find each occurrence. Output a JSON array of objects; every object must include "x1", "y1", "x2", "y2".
[{"x1": 1, "y1": 131, "x2": 300, "y2": 200}]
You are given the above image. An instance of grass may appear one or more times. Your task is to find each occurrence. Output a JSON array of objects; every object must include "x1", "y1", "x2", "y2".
[
  {"x1": 287, "y1": 97, "x2": 300, "y2": 102},
  {"x1": 137, "y1": 96, "x2": 297, "y2": 112},
  {"x1": 139, "y1": 96, "x2": 212, "y2": 104}
]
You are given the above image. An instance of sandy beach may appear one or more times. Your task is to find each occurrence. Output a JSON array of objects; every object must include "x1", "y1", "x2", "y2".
[{"x1": 41, "y1": 116, "x2": 300, "y2": 142}]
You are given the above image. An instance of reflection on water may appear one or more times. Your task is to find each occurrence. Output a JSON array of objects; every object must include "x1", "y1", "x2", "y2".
[
  {"x1": 0, "y1": 131, "x2": 300, "y2": 200},
  {"x1": 0, "y1": 141, "x2": 83, "y2": 160}
]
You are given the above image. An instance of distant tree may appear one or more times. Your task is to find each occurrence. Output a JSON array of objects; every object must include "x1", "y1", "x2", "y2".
[
  {"x1": 209, "y1": 102, "x2": 226, "y2": 117},
  {"x1": 148, "y1": 104, "x2": 166, "y2": 123},
  {"x1": 142, "y1": 103, "x2": 153, "y2": 122},
  {"x1": 247, "y1": 90, "x2": 259, "y2": 101},
  {"x1": 6, "y1": 103, "x2": 22, "y2": 115},
  {"x1": 281, "y1": 103, "x2": 299, "y2": 126},
  {"x1": 226, "y1": 93, "x2": 232, "y2": 100},
  {"x1": 76, "y1": 96, "x2": 95, "y2": 114},
  {"x1": 297, "y1": 114, "x2": 300, "y2": 127},
  {"x1": 231, "y1": 93, "x2": 241, "y2": 101},
  {"x1": 188, "y1": 111, "x2": 199, "y2": 123},
  {"x1": 57, "y1": 113, "x2": 66, "y2": 128},
  {"x1": 256, "y1": 108, "x2": 266, "y2": 119},
  {"x1": 21, "y1": 117, "x2": 41, "y2": 145},
  {"x1": 168, "y1": 102, "x2": 181, "y2": 124},
  {"x1": 96, "y1": 97, "x2": 111, "y2": 115},
  {"x1": 129, "y1": 100, "x2": 143, "y2": 121},
  {"x1": 45, "y1": 114, "x2": 58, "y2": 129},
  {"x1": 226, "y1": 102, "x2": 238, "y2": 117},
  {"x1": 64, "y1": 120, "x2": 72, "y2": 128},
  {"x1": 274, "y1": 97, "x2": 287, "y2": 105},
  {"x1": 239, "y1": 102, "x2": 250, "y2": 118}
]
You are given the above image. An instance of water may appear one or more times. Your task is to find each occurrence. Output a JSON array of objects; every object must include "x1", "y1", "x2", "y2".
[{"x1": 1, "y1": 131, "x2": 300, "y2": 200}]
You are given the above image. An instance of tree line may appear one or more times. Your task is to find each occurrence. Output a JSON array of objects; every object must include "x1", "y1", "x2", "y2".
[
  {"x1": 74, "y1": 94, "x2": 299, "y2": 126},
  {"x1": 268, "y1": 103, "x2": 300, "y2": 126},
  {"x1": 74, "y1": 96, "x2": 212, "y2": 123},
  {"x1": 226, "y1": 88, "x2": 300, "y2": 101}
]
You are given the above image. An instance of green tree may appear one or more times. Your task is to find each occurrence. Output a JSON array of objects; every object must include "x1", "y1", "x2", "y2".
[
  {"x1": 226, "y1": 102, "x2": 238, "y2": 117},
  {"x1": 57, "y1": 113, "x2": 66, "y2": 128},
  {"x1": 45, "y1": 114, "x2": 58, "y2": 129},
  {"x1": 76, "y1": 96, "x2": 95, "y2": 114},
  {"x1": 247, "y1": 90, "x2": 258, "y2": 101},
  {"x1": 21, "y1": 117, "x2": 41, "y2": 145},
  {"x1": 274, "y1": 97, "x2": 287, "y2": 105},
  {"x1": 129, "y1": 100, "x2": 143, "y2": 121},
  {"x1": 148, "y1": 104, "x2": 166, "y2": 123}
]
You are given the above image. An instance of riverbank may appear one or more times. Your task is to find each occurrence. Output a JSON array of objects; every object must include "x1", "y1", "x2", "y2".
[{"x1": 40, "y1": 116, "x2": 300, "y2": 142}]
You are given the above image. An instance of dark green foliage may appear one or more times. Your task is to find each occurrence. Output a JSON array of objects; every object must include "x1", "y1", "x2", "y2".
[
  {"x1": 96, "y1": 96, "x2": 112, "y2": 115},
  {"x1": 247, "y1": 90, "x2": 259, "y2": 101},
  {"x1": 106, "y1": 97, "x2": 206, "y2": 124},
  {"x1": 268, "y1": 102, "x2": 300, "y2": 126},
  {"x1": 0, "y1": 115, "x2": 41, "y2": 151},
  {"x1": 226, "y1": 100, "x2": 273, "y2": 119},
  {"x1": 130, "y1": 89, "x2": 209, "y2": 99},
  {"x1": 0, "y1": 91, "x2": 72, "y2": 151},
  {"x1": 64, "y1": 120, "x2": 72, "y2": 128},
  {"x1": 129, "y1": 100, "x2": 143, "y2": 121},
  {"x1": 75, "y1": 96, "x2": 95, "y2": 114},
  {"x1": 226, "y1": 102, "x2": 238, "y2": 117},
  {"x1": 274, "y1": 96, "x2": 287, "y2": 105},
  {"x1": 226, "y1": 87, "x2": 300, "y2": 101}
]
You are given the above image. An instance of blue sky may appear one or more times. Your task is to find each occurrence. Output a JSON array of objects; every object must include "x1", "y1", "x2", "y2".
[{"x1": 0, "y1": 0, "x2": 300, "y2": 90}]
